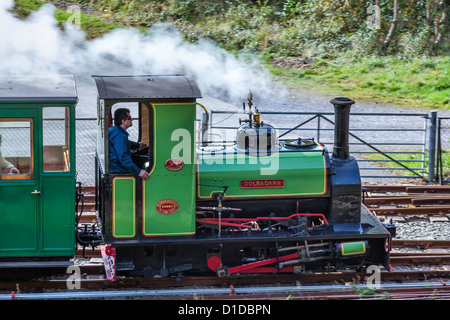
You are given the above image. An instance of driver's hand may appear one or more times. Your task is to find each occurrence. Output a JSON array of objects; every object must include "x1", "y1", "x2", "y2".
[
  {"x1": 139, "y1": 169, "x2": 150, "y2": 180},
  {"x1": 138, "y1": 142, "x2": 147, "y2": 150}
]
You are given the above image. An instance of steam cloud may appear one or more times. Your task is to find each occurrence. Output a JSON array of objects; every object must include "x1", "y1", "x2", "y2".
[{"x1": 0, "y1": 0, "x2": 275, "y2": 102}]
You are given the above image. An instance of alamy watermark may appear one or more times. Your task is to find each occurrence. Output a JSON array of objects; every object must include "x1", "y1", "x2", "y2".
[
  {"x1": 172, "y1": 128, "x2": 280, "y2": 175},
  {"x1": 367, "y1": 4, "x2": 381, "y2": 30},
  {"x1": 366, "y1": 265, "x2": 381, "y2": 290},
  {"x1": 66, "y1": 5, "x2": 81, "y2": 30},
  {"x1": 66, "y1": 265, "x2": 81, "y2": 289}
]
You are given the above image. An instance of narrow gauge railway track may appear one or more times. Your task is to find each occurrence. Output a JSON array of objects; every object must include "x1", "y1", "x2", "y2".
[
  {"x1": 2, "y1": 268, "x2": 450, "y2": 290},
  {"x1": 390, "y1": 252, "x2": 450, "y2": 264},
  {"x1": 393, "y1": 239, "x2": 450, "y2": 248},
  {"x1": 3, "y1": 282, "x2": 450, "y2": 300},
  {"x1": 3, "y1": 281, "x2": 450, "y2": 300},
  {"x1": 3, "y1": 269, "x2": 450, "y2": 300},
  {"x1": 363, "y1": 185, "x2": 450, "y2": 217}
]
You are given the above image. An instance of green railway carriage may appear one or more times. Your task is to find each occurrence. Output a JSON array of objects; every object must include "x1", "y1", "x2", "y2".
[{"x1": 0, "y1": 75, "x2": 77, "y2": 265}]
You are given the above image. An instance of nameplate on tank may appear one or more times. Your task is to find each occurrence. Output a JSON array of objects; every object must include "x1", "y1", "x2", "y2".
[
  {"x1": 165, "y1": 158, "x2": 184, "y2": 171},
  {"x1": 156, "y1": 199, "x2": 179, "y2": 215},
  {"x1": 240, "y1": 179, "x2": 285, "y2": 189}
]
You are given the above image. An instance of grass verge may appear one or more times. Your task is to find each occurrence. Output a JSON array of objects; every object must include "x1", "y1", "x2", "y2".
[
  {"x1": 270, "y1": 56, "x2": 450, "y2": 110},
  {"x1": 359, "y1": 150, "x2": 450, "y2": 181}
]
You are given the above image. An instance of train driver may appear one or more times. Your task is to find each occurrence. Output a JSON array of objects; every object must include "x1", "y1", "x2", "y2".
[
  {"x1": 109, "y1": 108, "x2": 150, "y2": 180},
  {"x1": 0, "y1": 134, "x2": 20, "y2": 174}
]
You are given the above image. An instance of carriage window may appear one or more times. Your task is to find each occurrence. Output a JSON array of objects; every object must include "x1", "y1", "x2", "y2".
[
  {"x1": 0, "y1": 119, "x2": 33, "y2": 180},
  {"x1": 43, "y1": 107, "x2": 70, "y2": 172}
]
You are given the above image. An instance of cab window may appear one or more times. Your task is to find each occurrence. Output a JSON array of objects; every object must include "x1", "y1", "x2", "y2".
[{"x1": 0, "y1": 119, "x2": 33, "y2": 180}]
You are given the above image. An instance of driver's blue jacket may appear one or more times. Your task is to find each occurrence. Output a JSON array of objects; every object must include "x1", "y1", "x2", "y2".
[{"x1": 109, "y1": 125, "x2": 140, "y2": 174}]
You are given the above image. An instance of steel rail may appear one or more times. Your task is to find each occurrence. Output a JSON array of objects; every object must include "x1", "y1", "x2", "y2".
[
  {"x1": 2, "y1": 280, "x2": 449, "y2": 300},
  {"x1": 3, "y1": 269, "x2": 450, "y2": 291},
  {"x1": 392, "y1": 239, "x2": 450, "y2": 248}
]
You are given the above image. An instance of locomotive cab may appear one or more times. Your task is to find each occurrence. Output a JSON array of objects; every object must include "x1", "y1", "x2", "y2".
[{"x1": 93, "y1": 74, "x2": 202, "y2": 244}]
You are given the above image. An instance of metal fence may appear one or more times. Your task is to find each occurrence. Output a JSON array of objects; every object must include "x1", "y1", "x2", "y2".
[
  {"x1": 204, "y1": 110, "x2": 433, "y2": 180},
  {"x1": 437, "y1": 117, "x2": 450, "y2": 185}
]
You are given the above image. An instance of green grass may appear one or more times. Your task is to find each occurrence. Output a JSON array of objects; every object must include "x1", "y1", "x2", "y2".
[
  {"x1": 437, "y1": 149, "x2": 450, "y2": 181},
  {"x1": 11, "y1": 0, "x2": 450, "y2": 112},
  {"x1": 270, "y1": 56, "x2": 450, "y2": 110},
  {"x1": 359, "y1": 149, "x2": 450, "y2": 180}
]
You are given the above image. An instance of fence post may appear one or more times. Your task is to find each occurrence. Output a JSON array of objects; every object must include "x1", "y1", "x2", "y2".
[
  {"x1": 428, "y1": 111, "x2": 437, "y2": 182},
  {"x1": 437, "y1": 118, "x2": 442, "y2": 184}
]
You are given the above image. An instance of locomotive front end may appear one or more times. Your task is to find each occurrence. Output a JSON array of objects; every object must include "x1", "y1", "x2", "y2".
[{"x1": 195, "y1": 95, "x2": 392, "y2": 275}]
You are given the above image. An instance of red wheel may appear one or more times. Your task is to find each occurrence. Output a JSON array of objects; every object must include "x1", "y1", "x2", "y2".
[{"x1": 207, "y1": 255, "x2": 223, "y2": 272}]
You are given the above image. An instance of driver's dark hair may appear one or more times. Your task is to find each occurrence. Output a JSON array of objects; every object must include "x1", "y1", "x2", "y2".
[{"x1": 114, "y1": 108, "x2": 131, "y2": 126}]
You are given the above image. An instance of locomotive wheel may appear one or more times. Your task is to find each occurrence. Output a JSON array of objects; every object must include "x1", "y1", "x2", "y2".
[
  {"x1": 143, "y1": 266, "x2": 156, "y2": 278},
  {"x1": 160, "y1": 268, "x2": 170, "y2": 278},
  {"x1": 207, "y1": 255, "x2": 229, "y2": 277}
]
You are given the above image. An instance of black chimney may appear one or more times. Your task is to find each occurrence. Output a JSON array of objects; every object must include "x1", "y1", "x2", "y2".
[
  {"x1": 328, "y1": 97, "x2": 361, "y2": 229},
  {"x1": 330, "y1": 97, "x2": 355, "y2": 160}
]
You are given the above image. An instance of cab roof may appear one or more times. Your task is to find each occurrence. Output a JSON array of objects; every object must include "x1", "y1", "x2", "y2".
[
  {"x1": 92, "y1": 74, "x2": 202, "y2": 100},
  {"x1": 0, "y1": 75, "x2": 78, "y2": 103}
]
